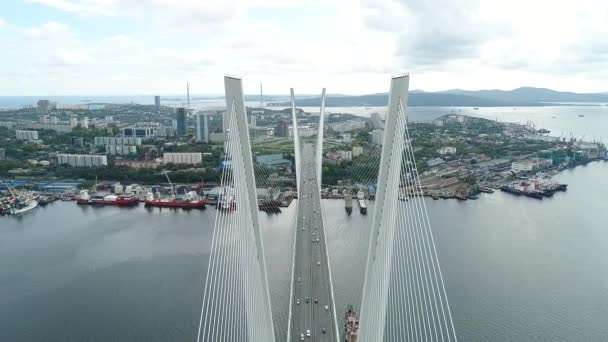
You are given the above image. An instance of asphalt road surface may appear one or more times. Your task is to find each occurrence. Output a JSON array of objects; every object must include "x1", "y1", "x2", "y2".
[{"x1": 289, "y1": 143, "x2": 338, "y2": 342}]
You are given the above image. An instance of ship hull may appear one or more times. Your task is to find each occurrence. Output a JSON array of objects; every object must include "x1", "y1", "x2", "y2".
[{"x1": 144, "y1": 200, "x2": 206, "y2": 209}]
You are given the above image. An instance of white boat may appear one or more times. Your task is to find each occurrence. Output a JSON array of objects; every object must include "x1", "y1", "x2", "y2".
[{"x1": 10, "y1": 199, "x2": 39, "y2": 215}]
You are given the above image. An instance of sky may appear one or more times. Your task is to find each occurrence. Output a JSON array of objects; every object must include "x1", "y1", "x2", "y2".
[{"x1": 0, "y1": 0, "x2": 607, "y2": 96}]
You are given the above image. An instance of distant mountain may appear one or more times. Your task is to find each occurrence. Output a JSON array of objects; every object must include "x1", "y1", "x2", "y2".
[
  {"x1": 274, "y1": 86, "x2": 608, "y2": 107},
  {"x1": 440, "y1": 87, "x2": 608, "y2": 103},
  {"x1": 277, "y1": 93, "x2": 539, "y2": 107}
]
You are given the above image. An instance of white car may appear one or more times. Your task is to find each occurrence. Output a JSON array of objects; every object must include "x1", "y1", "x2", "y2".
[
  {"x1": 324, "y1": 305, "x2": 329, "y2": 310},
  {"x1": 300, "y1": 333, "x2": 304, "y2": 340},
  {"x1": 306, "y1": 329, "x2": 311, "y2": 337},
  {"x1": 296, "y1": 299, "x2": 300, "y2": 305},
  {"x1": 317, "y1": 261, "x2": 321, "y2": 266},
  {"x1": 298, "y1": 277, "x2": 301, "y2": 282}
]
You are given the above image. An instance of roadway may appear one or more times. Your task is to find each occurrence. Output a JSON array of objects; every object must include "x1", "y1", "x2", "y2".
[{"x1": 289, "y1": 143, "x2": 338, "y2": 342}]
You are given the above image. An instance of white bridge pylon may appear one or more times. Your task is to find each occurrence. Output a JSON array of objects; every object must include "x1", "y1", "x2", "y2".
[
  {"x1": 359, "y1": 74, "x2": 458, "y2": 341},
  {"x1": 196, "y1": 76, "x2": 275, "y2": 342}
]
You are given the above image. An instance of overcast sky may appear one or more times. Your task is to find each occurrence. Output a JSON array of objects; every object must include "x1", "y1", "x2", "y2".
[{"x1": 1, "y1": 0, "x2": 607, "y2": 95}]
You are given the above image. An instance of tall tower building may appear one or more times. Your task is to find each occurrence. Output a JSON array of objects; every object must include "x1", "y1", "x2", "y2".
[
  {"x1": 275, "y1": 120, "x2": 289, "y2": 137},
  {"x1": 176, "y1": 107, "x2": 187, "y2": 135},
  {"x1": 186, "y1": 82, "x2": 191, "y2": 116},
  {"x1": 195, "y1": 112, "x2": 209, "y2": 143},
  {"x1": 260, "y1": 83, "x2": 264, "y2": 107},
  {"x1": 154, "y1": 96, "x2": 161, "y2": 112}
]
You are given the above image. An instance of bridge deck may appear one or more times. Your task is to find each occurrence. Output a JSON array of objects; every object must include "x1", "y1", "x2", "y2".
[{"x1": 289, "y1": 144, "x2": 337, "y2": 342}]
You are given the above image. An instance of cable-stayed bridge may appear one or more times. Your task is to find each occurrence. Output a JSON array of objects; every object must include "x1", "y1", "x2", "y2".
[{"x1": 196, "y1": 75, "x2": 457, "y2": 342}]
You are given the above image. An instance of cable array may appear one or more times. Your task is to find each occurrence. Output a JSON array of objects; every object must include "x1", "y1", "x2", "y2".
[
  {"x1": 359, "y1": 76, "x2": 457, "y2": 342},
  {"x1": 196, "y1": 77, "x2": 275, "y2": 342}
]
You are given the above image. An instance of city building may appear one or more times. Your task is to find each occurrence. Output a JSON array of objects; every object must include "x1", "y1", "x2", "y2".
[
  {"x1": 352, "y1": 146, "x2": 363, "y2": 157},
  {"x1": 94, "y1": 137, "x2": 142, "y2": 146},
  {"x1": 370, "y1": 112, "x2": 383, "y2": 129},
  {"x1": 437, "y1": 146, "x2": 457, "y2": 155},
  {"x1": 0, "y1": 122, "x2": 15, "y2": 129},
  {"x1": 69, "y1": 115, "x2": 78, "y2": 128},
  {"x1": 154, "y1": 96, "x2": 161, "y2": 112},
  {"x1": 256, "y1": 154, "x2": 292, "y2": 171},
  {"x1": 511, "y1": 158, "x2": 553, "y2": 173},
  {"x1": 51, "y1": 117, "x2": 59, "y2": 125},
  {"x1": 81, "y1": 117, "x2": 89, "y2": 129},
  {"x1": 57, "y1": 154, "x2": 108, "y2": 167},
  {"x1": 275, "y1": 120, "x2": 290, "y2": 137},
  {"x1": 176, "y1": 107, "x2": 187, "y2": 135},
  {"x1": 114, "y1": 159, "x2": 161, "y2": 169},
  {"x1": 16, "y1": 130, "x2": 39, "y2": 141},
  {"x1": 71, "y1": 137, "x2": 84, "y2": 148},
  {"x1": 195, "y1": 112, "x2": 210, "y2": 143},
  {"x1": 327, "y1": 120, "x2": 366, "y2": 133},
  {"x1": 250, "y1": 115, "x2": 257, "y2": 127},
  {"x1": 123, "y1": 126, "x2": 157, "y2": 138},
  {"x1": 299, "y1": 126, "x2": 316, "y2": 137},
  {"x1": 325, "y1": 150, "x2": 352, "y2": 164},
  {"x1": 427, "y1": 157, "x2": 445, "y2": 167},
  {"x1": 371, "y1": 129, "x2": 384, "y2": 145},
  {"x1": 163, "y1": 152, "x2": 203, "y2": 165},
  {"x1": 0, "y1": 148, "x2": 5, "y2": 160},
  {"x1": 37, "y1": 99, "x2": 50, "y2": 111},
  {"x1": 18, "y1": 122, "x2": 72, "y2": 133},
  {"x1": 106, "y1": 145, "x2": 137, "y2": 155}
]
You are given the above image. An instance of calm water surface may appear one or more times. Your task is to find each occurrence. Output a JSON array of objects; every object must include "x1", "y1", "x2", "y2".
[{"x1": 1, "y1": 162, "x2": 608, "y2": 341}]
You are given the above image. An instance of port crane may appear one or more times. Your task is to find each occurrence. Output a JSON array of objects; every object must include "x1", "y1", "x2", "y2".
[{"x1": 163, "y1": 170, "x2": 177, "y2": 199}]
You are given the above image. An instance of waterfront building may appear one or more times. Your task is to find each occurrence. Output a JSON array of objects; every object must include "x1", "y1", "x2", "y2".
[
  {"x1": 16, "y1": 130, "x2": 39, "y2": 141},
  {"x1": 94, "y1": 137, "x2": 142, "y2": 146},
  {"x1": 195, "y1": 112, "x2": 210, "y2": 143},
  {"x1": 176, "y1": 107, "x2": 186, "y2": 135},
  {"x1": 371, "y1": 129, "x2": 384, "y2": 145},
  {"x1": 511, "y1": 158, "x2": 553, "y2": 173},
  {"x1": 57, "y1": 154, "x2": 108, "y2": 167},
  {"x1": 163, "y1": 152, "x2": 203, "y2": 165},
  {"x1": 437, "y1": 146, "x2": 457, "y2": 155}
]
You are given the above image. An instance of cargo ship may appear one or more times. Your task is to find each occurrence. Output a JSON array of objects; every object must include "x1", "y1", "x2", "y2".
[
  {"x1": 76, "y1": 190, "x2": 139, "y2": 206},
  {"x1": 144, "y1": 191, "x2": 206, "y2": 209},
  {"x1": 358, "y1": 199, "x2": 367, "y2": 215},
  {"x1": 9, "y1": 197, "x2": 39, "y2": 215}
]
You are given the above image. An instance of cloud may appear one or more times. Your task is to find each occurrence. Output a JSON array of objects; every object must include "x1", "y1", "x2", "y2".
[
  {"x1": 49, "y1": 49, "x2": 92, "y2": 66},
  {"x1": 24, "y1": 20, "x2": 71, "y2": 40},
  {"x1": 0, "y1": 18, "x2": 7, "y2": 29}
]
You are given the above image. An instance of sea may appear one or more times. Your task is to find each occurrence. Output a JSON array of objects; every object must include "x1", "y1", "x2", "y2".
[{"x1": 1, "y1": 104, "x2": 608, "y2": 341}]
